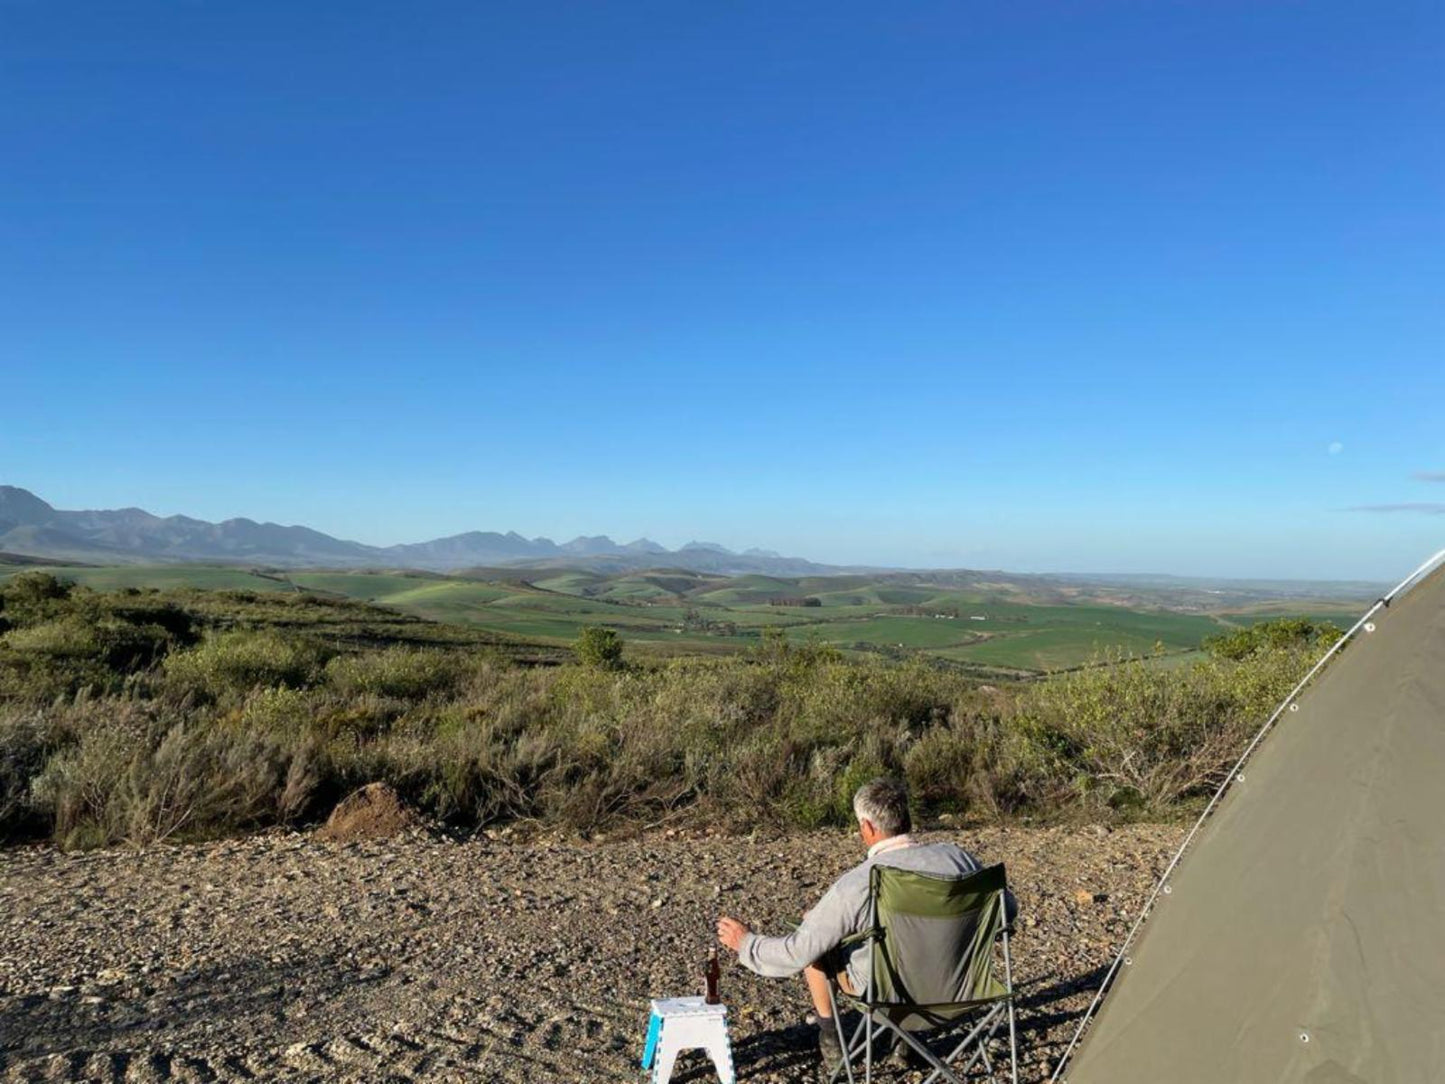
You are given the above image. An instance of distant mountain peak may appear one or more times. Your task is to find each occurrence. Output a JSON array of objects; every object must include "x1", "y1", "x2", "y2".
[
  {"x1": 561, "y1": 535, "x2": 621, "y2": 555},
  {"x1": 0, "y1": 485, "x2": 56, "y2": 526},
  {"x1": 0, "y1": 484, "x2": 833, "y2": 576}
]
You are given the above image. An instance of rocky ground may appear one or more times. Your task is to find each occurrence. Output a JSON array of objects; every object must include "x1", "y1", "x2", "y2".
[{"x1": 0, "y1": 824, "x2": 1184, "y2": 1083}]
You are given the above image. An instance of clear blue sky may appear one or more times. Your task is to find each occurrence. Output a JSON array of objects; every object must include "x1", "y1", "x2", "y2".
[{"x1": 2, "y1": 2, "x2": 1441, "y2": 580}]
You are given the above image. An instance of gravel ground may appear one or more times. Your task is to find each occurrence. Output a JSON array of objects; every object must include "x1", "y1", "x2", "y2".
[{"x1": 0, "y1": 824, "x2": 1184, "y2": 1083}]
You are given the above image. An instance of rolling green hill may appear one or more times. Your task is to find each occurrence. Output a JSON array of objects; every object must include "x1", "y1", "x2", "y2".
[{"x1": 0, "y1": 558, "x2": 1374, "y2": 674}]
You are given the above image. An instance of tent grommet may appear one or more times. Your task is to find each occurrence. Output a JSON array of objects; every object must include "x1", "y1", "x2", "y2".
[
  {"x1": 1162, "y1": 885, "x2": 1172, "y2": 895},
  {"x1": 1300, "y1": 1032, "x2": 1310, "y2": 1043},
  {"x1": 1364, "y1": 622, "x2": 1376, "y2": 633},
  {"x1": 1289, "y1": 703, "x2": 1299, "y2": 713}
]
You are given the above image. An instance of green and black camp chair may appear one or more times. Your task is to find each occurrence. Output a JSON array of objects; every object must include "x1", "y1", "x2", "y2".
[{"x1": 825, "y1": 863, "x2": 1017, "y2": 1084}]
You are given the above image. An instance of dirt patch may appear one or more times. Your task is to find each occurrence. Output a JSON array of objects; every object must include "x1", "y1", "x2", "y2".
[
  {"x1": 0, "y1": 824, "x2": 1185, "y2": 1082},
  {"x1": 315, "y1": 783, "x2": 418, "y2": 842}
]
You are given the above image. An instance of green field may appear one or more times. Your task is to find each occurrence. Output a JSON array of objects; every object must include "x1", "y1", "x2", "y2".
[
  {"x1": 0, "y1": 560, "x2": 1369, "y2": 673},
  {"x1": 0, "y1": 564, "x2": 295, "y2": 593}
]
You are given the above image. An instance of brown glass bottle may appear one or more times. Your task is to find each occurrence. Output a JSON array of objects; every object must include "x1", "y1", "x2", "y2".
[{"x1": 704, "y1": 946, "x2": 720, "y2": 1004}]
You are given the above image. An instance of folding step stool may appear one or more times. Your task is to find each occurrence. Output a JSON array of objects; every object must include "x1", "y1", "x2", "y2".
[{"x1": 640, "y1": 996, "x2": 735, "y2": 1084}]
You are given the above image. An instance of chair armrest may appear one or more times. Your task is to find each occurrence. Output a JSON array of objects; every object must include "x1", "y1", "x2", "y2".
[
  {"x1": 779, "y1": 920, "x2": 878, "y2": 947},
  {"x1": 840, "y1": 926, "x2": 882, "y2": 948}
]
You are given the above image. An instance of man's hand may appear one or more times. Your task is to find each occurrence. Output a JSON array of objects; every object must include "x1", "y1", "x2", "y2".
[{"x1": 717, "y1": 916, "x2": 750, "y2": 955}]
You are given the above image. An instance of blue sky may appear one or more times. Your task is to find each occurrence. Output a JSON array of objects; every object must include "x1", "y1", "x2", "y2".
[{"x1": 2, "y1": 1, "x2": 1441, "y2": 580}]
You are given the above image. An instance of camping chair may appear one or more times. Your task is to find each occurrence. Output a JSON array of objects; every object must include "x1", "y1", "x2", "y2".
[{"x1": 825, "y1": 863, "x2": 1017, "y2": 1084}]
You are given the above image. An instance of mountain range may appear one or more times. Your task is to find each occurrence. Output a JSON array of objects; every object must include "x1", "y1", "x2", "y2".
[{"x1": 0, "y1": 486, "x2": 837, "y2": 575}]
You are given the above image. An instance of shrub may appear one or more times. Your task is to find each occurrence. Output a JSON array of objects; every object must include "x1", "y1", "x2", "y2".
[
  {"x1": 0, "y1": 572, "x2": 72, "y2": 626},
  {"x1": 163, "y1": 630, "x2": 330, "y2": 700},
  {"x1": 326, "y1": 647, "x2": 465, "y2": 699},
  {"x1": 574, "y1": 626, "x2": 623, "y2": 669},
  {"x1": 234, "y1": 686, "x2": 315, "y2": 733},
  {"x1": 5, "y1": 615, "x2": 173, "y2": 671},
  {"x1": 0, "y1": 709, "x2": 52, "y2": 840},
  {"x1": 29, "y1": 708, "x2": 310, "y2": 849},
  {"x1": 1204, "y1": 618, "x2": 1342, "y2": 660},
  {"x1": 1009, "y1": 646, "x2": 1315, "y2": 814}
]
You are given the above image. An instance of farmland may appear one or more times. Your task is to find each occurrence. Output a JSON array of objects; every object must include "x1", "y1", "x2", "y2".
[{"x1": 0, "y1": 560, "x2": 1371, "y2": 673}]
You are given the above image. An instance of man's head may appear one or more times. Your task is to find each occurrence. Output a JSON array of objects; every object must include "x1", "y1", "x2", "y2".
[{"x1": 852, "y1": 777, "x2": 912, "y2": 849}]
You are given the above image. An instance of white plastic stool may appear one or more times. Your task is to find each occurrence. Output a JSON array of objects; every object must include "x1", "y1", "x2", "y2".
[{"x1": 640, "y1": 996, "x2": 735, "y2": 1084}]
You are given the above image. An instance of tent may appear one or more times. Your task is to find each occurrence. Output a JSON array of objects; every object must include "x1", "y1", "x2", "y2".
[{"x1": 1057, "y1": 551, "x2": 1445, "y2": 1084}]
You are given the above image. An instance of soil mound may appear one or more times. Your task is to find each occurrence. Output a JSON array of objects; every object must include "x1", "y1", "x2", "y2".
[{"x1": 317, "y1": 783, "x2": 417, "y2": 842}]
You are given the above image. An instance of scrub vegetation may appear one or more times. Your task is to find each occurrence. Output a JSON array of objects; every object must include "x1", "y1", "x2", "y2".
[{"x1": 0, "y1": 572, "x2": 1340, "y2": 849}]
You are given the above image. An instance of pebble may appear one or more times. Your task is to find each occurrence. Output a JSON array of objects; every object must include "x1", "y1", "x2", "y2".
[{"x1": 0, "y1": 824, "x2": 1184, "y2": 1083}]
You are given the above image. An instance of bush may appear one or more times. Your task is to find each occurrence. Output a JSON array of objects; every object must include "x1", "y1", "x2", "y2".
[
  {"x1": 29, "y1": 707, "x2": 313, "y2": 849},
  {"x1": 163, "y1": 630, "x2": 330, "y2": 700},
  {"x1": 5, "y1": 615, "x2": 173, "y2": 671},
  {"x1": 574, "y1": 626, "x2": 623, "y2": 669},
  {"x1": 1204, "y1": 618, "x2": 1342, "y2": 660},
  {"x1": 326, "y1": 647, "x2": 465, "y2": 699},
  {"x1": 0, "y1": 709, "x2": 52, "y2": 840},
  {"x1": 0, "y1": 572, "x2": 72, "y2": 626},
  {"x1": 1009, "y1": 646, "x2": 1315, "y2": 814}
]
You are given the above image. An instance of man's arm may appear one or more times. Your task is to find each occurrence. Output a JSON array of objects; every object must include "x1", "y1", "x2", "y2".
[{"x1": 718, "y1": 879, "x2": 862, "y2": 979}]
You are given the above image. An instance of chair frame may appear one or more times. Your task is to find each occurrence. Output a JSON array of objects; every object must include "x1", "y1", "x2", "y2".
[{"x1": 824, "y1": 863, "x2": 1018, "y2": 1084}]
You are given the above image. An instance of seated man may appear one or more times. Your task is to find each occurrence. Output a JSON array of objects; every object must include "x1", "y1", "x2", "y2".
[{"x1": 716, "y1": 777, "x2": 1016, "y2": 1069}]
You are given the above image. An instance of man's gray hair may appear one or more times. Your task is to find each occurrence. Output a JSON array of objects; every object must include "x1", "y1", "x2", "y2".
[{"x1": 852, "y1": 777, "x2": 912, "y2": 837}]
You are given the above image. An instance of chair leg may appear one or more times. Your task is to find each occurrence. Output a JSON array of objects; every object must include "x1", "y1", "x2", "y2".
[
  {"x1": 845, "y1": 1015, "x2": 868, "y2": 1058},
  {"x1": 979, "y1": 1038, "x2": 997, "y2": 1082},
  {"x1": 829, "y1": 1014, "x2": 870, "y2": 1084},
  {"x1": 1002, "y1": 929, "x2": 1018, "y2": 1084},
  {"x1": 864, "y1": 1009, "x2": 872, "y2": 1084},
  {"x1": 877, "y1": 1019, "x2": 965, "y2": 1084},
  {"x1": 920, "y1": 1004, "x2": 1005, "y2": 1084},
  {"x1": 824, "y1": 984, "x2": 856, "y2": 1084}
]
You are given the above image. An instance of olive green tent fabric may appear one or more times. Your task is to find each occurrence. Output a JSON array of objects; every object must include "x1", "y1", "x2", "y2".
[{"x1": 1065, "y1": 564, "x2": 1445, "y2": 1084}]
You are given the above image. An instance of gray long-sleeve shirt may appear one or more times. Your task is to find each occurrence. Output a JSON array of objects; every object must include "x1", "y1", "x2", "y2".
[{"x1": 737, "y1": 835, "x2": 1015, "y2": 995}]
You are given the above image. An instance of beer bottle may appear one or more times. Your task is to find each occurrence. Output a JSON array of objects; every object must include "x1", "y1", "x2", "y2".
[{"x1": 704, "y1": 945, "x2": 720, "y2": 1004}]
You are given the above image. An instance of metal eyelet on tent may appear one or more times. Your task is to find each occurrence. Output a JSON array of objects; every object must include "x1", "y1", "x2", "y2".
[
  {"x1": 1300, "y1": 1032, "x2": 1310, "y2": 1043},
  {"x1": 1364, "y1": 622, "x2": 1376, "y2": 633},
  {"x1": 1289, "y1": 703, "x2": 1299, "y2": 713},
  {"x1": 1162, "y1": 885, "x2": 1172, "y2": 895},
  {"x1": 1235, "y1": 774, "x2": 1245, "y2": 783},
  {"x1": 1123, "y1": 956, "x2": 1132, "y2": 966}
]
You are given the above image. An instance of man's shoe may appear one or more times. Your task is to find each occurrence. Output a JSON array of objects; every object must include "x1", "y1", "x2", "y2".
[
  {"x1": 884, "y1": 1033, "x2": 917, "y2": 1070},
  {"x1": 817, "y1": 1021, "x2": 845, "y2": 1073},
  {"x1": 883, "y1": 1035, "x2": 908, "y2": 1070},
  {"x1": 883, "y1": 1032, "x2": 932, "y2": 1071}
]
